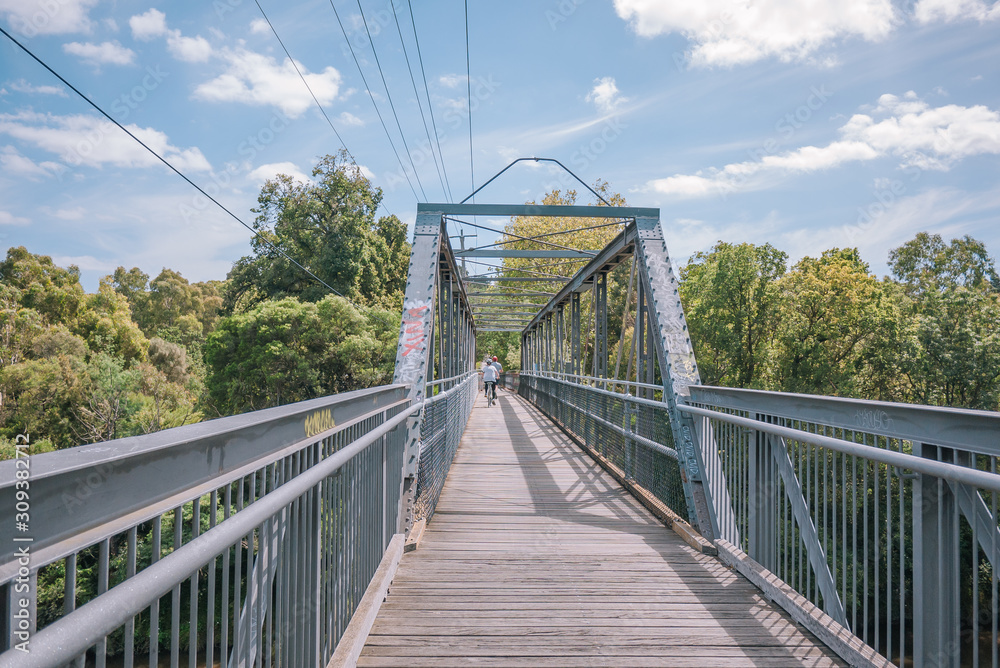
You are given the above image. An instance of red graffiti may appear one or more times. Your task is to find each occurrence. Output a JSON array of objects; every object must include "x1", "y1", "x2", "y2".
[{"x1": 406, "y1": 305, "x2": 429, "y2": 319}]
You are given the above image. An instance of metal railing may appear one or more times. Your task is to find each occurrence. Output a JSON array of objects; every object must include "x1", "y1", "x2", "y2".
[
  {"x1": 517, "y1": 372, "x2": 689, "y2": 522},
  {"x1": 500, "y1": 371, "x2": 519, "y2": 392},
  {"x1": 414, "y1": 372, "x2": 478, "y2": 521},
  {"x1": 0, "y1": 384, "x2": 436, "y2": 667},
  {"x1": 683, "y1": 386, "x2": 1000, "y2": 668}
]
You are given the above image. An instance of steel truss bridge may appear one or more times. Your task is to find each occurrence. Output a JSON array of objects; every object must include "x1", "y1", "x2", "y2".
[{"x1": 3, "y1": 202, "x2": 1000, "y2": 667}]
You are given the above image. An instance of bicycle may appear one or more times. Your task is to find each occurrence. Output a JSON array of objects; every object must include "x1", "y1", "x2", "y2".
[{"x1": 486, "y1": 381, "x2": 497, "y2": 407}]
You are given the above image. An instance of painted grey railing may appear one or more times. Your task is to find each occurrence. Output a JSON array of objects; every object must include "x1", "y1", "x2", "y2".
[
  {"x1": 518, "y1": 372, "x2": 689, "y2": 523},
  {"x1": 683, "y1": 386, "x2": 1000, "y2": 668},
  {"x1": 0, "y1": 376, "x2": 477, "y2": 668},
  {"x1": 413, "y1": 373, "x2": 477, "y2": 521}
]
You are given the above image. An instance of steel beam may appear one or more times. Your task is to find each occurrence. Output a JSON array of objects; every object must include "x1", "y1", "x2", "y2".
[
  {"x1": 417, "y1": 202, "x2": 657, "y2": 219},
  {"x1": 456, "y1": 250, "x2": 594, "y2": 258}
]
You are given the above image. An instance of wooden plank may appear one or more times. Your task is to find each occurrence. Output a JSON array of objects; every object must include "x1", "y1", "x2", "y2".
[
  {"x1": 360, "y1": 393, "x2": 847, "y2": 666},
  {"x1": 327, "y1": 534, "x2": 404, "y2": 668}
]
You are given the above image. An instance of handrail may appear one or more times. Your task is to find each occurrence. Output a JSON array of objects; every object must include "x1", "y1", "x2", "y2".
[
  {"x1": 520, "y1": 371, "x2": 667, "y2": 410},
  {"x1": 0, "y1": 384, "x2": 409, "y2": 572},
  {"x1": 3, "y1": 403, "x2": 420, "y2": 668},
  {"x1": 425, "y1": 370, "x2": 477, "y2": 389},
  {"x1": 526, "y1": 369, "x2": 664, "y2": 394},
  {"x1": 680, "y1": 403, "x2": 1000, "y2": 493}
]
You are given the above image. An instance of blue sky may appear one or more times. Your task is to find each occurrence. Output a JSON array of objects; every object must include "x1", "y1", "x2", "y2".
[{"x1": 1, "y1": 0, "x2": 998, "y2": 291}]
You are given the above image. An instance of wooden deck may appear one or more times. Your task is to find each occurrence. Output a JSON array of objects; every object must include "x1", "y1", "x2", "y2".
[{"x1": 359, "y1": 388, "x2": 845, "y2": 667}]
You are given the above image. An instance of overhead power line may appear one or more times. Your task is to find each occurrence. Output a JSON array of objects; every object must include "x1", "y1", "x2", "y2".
[
  {"x1": 390, "y1": 3, "x2": 448, "y2": 201},
  {"x1": 464, "y1": 0, "x2": 475, "y2": 200},
  {"x1": 0, "y1": 24, "x2": 345, "y2": 300},
  {"x1": 252, "y1": 0, "x2": 395, "y2": 221},
  {"x1": 328, "y1": 0, "x2": 422, "y2": 201},
  {"x1": 406, "y1": 0, "x2": 453, "y2": 203},
  {"x1": 353, "y1": 0, "x2": 428, "y2": 200}
]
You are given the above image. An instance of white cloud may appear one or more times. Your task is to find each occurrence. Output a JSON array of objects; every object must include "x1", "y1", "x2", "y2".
[
  {"x1": 248, "y1": 162, "x2": 311, "y2": 185},
  {"x1": 167, "y1": 34, "x2": 212, "y2": 63},
  {"x1": 613, "y1": 0, "x2": 896, "y2": 66},
  {"x1": 129, "y1": 8, "x2": 168, "y2": 39},
  {"x1": 842, "y1": 92, "x2": 1000, "y2": 169},
  {"x1": 586, "y1": 77, "x2": 628, "y2": 114},
  {"x1": 250, "y1": 18, "x2": 270, "y2": 35},
  {"x1": 194, "y1": 48, "x2": 341, "y2": 118},
  {"x1": 129, "y1": 9, "x2": 212, "y2": 62},
  {"x1": 0, "y1": 145, "x2": 60, "y2": 179},
  {"x1": 63, "y1": 41, "x2": 136, "y2": 66},
  {"x1": 646, "y1": 93, "x2": 1000, "y2": 198},
  {"x1": 0, "y1": 0, "x2": 97, "y2": 35},
  {"x1": 438, "y1": 74, "x2": 467, "y2": 88},
  {"x1": 914, "y1": 0, "x2": 1000, "y2": 23},
  {"x1": 7, "y1": 80, "x2": 66, "y2": 97},
  {"x1": 338, "y1": 111, "x2": 364, "y2": 127},
  {"x1": 357, "y1": 164, "x2": 375, "y2": 181},
  {"x1": 0, "y1": 111, "x2": 211, "y2": 173},
  {"x1": 0, "y1": 210, "x2": 30, "y2": 225},
  {"x1": 54, "y1": 207, "x2": 86, "y2": 220},
  {"x1": 51, "y1": 255, "x2": 115, "y2": 271}
]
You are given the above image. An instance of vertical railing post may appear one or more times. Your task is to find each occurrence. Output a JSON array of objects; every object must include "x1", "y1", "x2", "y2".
[
  {"x1": 748, "y1": 424, "x2": 775, "y2": 567},
  {"x1": 913, "y1": 442, "x2": 961, "y2": 668},
  {"x1": 571, "y1": 292, "x2": 581, "y2": 376},
  {"x1": 596, "y1": 272, "x2": 608, "y2": 379}
]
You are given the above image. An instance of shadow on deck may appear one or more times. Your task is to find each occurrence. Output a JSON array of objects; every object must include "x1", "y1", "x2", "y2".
[{"x1": 359, "y1": 388, "x2": 845, "y2": 667}]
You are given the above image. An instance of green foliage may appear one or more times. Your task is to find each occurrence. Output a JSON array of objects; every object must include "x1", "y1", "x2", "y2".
[
  {"x1": 0, "y1": 249, "x2": 212, "y2": 454},
  {"x1": 0, "y1": 246, "x2": 85, "y2": 326},
  {"x1": 768, "y1": 248, "x2": 907, "y2": 398},
  {"x1": 487, "y1": 183, "x2": 630, "y2": 372},
  {"x1": 678, "y1": 234, "x2": 999, "y2": 410},
  {"x1": 890, "y1": 233, "x2": 1000, "y2": 409},
  {"x1": 224, "y1": 151, "x2": 409, "y2": 312},
  {"x1": 679, "y1": 241, "x2": 787, "y2": 387},
  {"x1": 205, "y1": 295, "x2": 399, "y2": 414}
]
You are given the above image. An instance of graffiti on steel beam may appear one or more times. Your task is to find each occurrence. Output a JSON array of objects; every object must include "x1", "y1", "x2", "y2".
[{"x1": 396, "y1": 299, "x2": 432, "y2": 387}]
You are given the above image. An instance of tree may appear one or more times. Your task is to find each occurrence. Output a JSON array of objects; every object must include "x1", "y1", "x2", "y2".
[
  {"x1": 768, "y1": 248, "x2": 906, "y2": 398},
  {"x1": 224, "y1": 151, "x2": 409, "y2": 312},
  {"x1": 488, "y1": 183, "x2": 630, "y2": 374},
  {"x1": 890, "y1": 233, "x2": 1000, "y2": 409},
  {"x1": 889, "y1": 233, "x2": 1000, "y2": 294},
  {"x1": 679, "y1": 241, "x2": 787, "y2": 387},
  {"x1": 204, "y1": 295, "x2": 399, "y2": 415},
  {"x1": 0, "y1": 247, "x2": 85, "y2": 328},
  {"x1": 74, "y1": 283, "x2": 148, "y2": 363}
]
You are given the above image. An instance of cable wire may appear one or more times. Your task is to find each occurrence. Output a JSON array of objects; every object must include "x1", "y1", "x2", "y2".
[
  {"x1": 252, "y1": 0, "x2": 395, "y2": 221},
  {"x1": 328, "y1": 0, "x2": 421, "y2": 200},
  {"x1": 406, "y1": 0, "x2": 453, "y2": 202},
  {"x1": 464, "y1": 0, "x2": 475, "y2": 200},
  {"x1": 391, "y1": 2, "x2": 449, "y2": 201},
  {"x1": 0, "y1": 24, "x2": 346, "y2": 300},
  {"x1": 353, "y1": 0, "x2": 427, "y2": 200}
]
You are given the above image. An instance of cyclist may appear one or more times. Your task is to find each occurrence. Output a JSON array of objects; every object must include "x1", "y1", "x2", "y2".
[
  {"x1": 490, "y1": 355, "x2": 503, "y2": 392},
  {"x1": 483, "y1": 359, "x2": 499, "y2": 405},
  {"x1": 482, "y1": 356, "x2": 492, "y2": 395}
]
